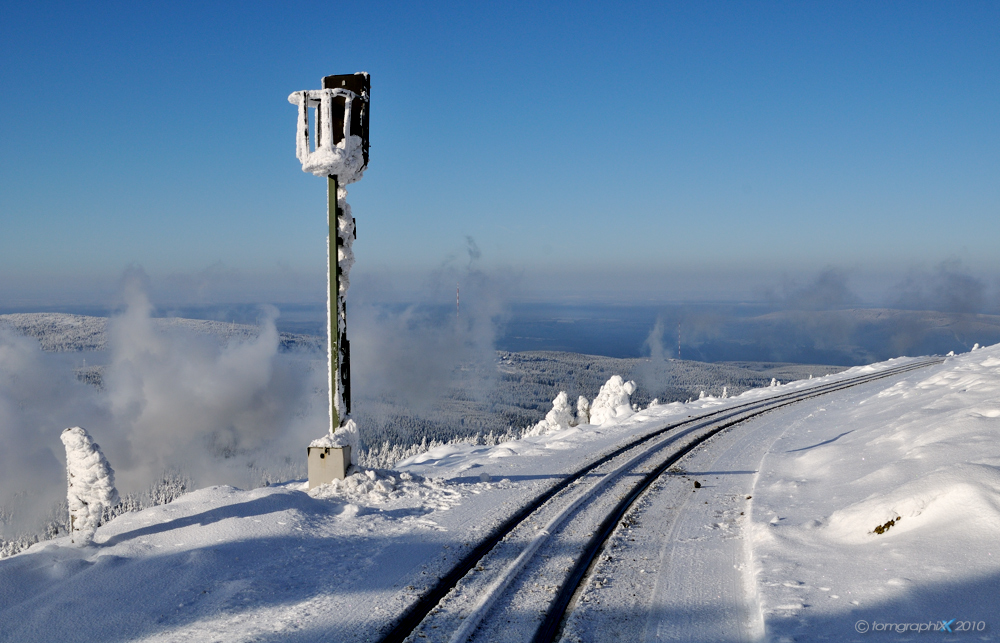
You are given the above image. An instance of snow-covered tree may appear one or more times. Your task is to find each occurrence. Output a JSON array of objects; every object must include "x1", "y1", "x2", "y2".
[
  {"x1": 525, "y1": 391, "x2": 577, "y2": 436},
  {"x1": 576, "y1": 395, "x2": 590, "y2": 425},
  {"x1": 61, "y1": 427, "x2": 118, "y2": 546},
  {"x1": 588, "y1": 375, "x2": 637, "y2": 425}
]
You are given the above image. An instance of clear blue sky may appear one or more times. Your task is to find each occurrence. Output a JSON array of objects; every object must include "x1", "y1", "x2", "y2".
[{"x1": 1, "y1": 1, "x2": 998, "y2": 307}]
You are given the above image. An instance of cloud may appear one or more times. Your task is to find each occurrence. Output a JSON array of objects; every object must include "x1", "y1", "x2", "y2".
[
  {"x1": 643, "y1": 316, "x2": 674, "y2": 362},
  {"x1": 465, "y1": 236, "x2": 482, "y2": 267},
  {"x1": 350, "y1": 239, "x2": 511, "y2": 414},
  {"x1": 892, "y1": 260, "x2": 986, "y2": 314},
  {"x1": 768, "y1": 268, "x2": 861, "y2": 311}
]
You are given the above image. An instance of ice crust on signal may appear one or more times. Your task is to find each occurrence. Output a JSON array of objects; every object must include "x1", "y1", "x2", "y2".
[
  {"x1": 322, "y1": 177, "x2": 356, "y2": 426},
  {"x1": 288, "y1": 88, "x2": 367, "y2": 183},
  {"x1": 298, "y1": 134, "x2": 366, "y2": 182}
]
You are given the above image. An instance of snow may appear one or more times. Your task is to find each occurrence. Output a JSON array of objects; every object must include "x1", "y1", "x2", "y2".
[
  {"x1": 748, "y1": 347, "x2": 1000, "y2": 639},
  {"x1": 308, "y1": 419, "x2": 360, "y2": 465},
  {"x1": 308, "y1": 467, "x2": 460, "y2": 509},
  {"x1": 2, "y1": 347, "x2": 1000, "y2": 641}
]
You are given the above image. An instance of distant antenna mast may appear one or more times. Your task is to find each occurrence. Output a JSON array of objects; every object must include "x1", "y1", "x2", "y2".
[
  {"x1": 456, "y1": 283, "x2": 460, "y2": 318},
  {"x1": 677, "y1": 321, "x2": 681, "y2": 360}
]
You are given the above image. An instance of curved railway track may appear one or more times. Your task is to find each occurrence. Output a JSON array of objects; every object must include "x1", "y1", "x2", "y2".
[{"x1": 379, "y1": 357, "x2": 943, "y2": 643}]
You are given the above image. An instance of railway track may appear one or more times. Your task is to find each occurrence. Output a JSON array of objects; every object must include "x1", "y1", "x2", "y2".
[{"x1": 379, "y1": 357, "x2": 943, "y2": 643}]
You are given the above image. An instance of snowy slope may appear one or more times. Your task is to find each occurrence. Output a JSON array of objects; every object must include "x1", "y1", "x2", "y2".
[
  {"x1": 1, "y1": 348, "x2": 997, "y2": 642},
  {"x1": 749, "y1": 347, "x2": 1000, "y2": 640}
]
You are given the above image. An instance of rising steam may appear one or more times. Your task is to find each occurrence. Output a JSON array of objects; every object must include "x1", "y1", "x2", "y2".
[{"x1": 0, "y1": 272, "x2": 327, "y2": 539}]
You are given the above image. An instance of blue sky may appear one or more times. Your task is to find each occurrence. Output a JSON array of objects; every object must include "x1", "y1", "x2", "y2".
[{"x1": 1, "y1": 1, "x2": 998, "y2": 307}]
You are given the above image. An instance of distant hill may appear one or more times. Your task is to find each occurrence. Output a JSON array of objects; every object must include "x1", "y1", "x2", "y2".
[
  {"x1": 0, "y1": 313, "x2": 322, "y2": 353},
  {"x1": 498, "y1": 304, "x2": 1000, "y2": 365},
  {"x1": 680, "y1": 308, "x2": 1000, "y2": 365}
]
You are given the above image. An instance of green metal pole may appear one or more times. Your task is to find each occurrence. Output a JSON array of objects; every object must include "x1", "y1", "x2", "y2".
[{"x1": 328, "y1": 174, "x2": 340, "y2": 431}]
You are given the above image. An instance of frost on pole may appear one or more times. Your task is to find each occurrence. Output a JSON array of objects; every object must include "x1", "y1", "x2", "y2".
[
  {"x1": 290, "y1": 73, "x2": 369, "y2": 485},
  {"x1": 60, "y1": 427, "x2": 118, "y2": 546}
]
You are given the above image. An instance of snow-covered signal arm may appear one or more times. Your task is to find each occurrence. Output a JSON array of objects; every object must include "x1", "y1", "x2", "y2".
[
  {"x1": 289, "y1": 73, "x2": 370, "y2": 485},
  {"x1": 288, "y1": 78, "x2": 370, "y2": 182}
]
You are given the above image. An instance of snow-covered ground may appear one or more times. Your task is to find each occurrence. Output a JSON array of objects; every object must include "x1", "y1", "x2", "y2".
[
  {"x1": 1, "y1": 347, "x2": 998, "y2": 642},
  {"x1": 749, "y1": 349, "x2": 1000, "y2": 640}
]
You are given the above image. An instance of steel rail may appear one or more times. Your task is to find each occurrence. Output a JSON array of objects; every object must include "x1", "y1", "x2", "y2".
[{"x1": 378, "y1": 357, "x2": 943, "y2": 643}]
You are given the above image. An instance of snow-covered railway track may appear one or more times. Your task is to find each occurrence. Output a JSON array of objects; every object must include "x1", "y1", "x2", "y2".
[{"x1": 381, "y1": 358, "x2": 943, "y2": 643}]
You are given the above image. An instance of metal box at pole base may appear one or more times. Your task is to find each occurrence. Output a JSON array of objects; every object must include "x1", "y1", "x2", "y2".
[{"x1": 307, "y1": 445, "x2": 351, "y2": 488}]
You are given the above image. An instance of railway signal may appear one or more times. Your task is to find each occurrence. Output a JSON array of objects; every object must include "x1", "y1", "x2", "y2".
[{"x1": 289, "y1": 72, "x2": 370, "y2": 483}]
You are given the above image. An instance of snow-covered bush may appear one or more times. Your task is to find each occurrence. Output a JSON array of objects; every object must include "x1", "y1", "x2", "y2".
[
  {"x1": 61, "y1": 427, "x2": 118, "y2": 546},
  {"x1": 588, "y1": 375, "x2": 637, "y2": 425}
]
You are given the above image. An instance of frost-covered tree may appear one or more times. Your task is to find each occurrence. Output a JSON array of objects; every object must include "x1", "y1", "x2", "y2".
[
  {"x1": 576, "y1": 395, "x2": 590, "y2": 425},
  {"x1": 60, "y1": 427, "x2": 118, "y2": 546},
  {"x1": 588, "y1": 375, "x2": 637, "y2": 425},
  {"x1": 525, "y1": 391, "x2": 577, "y2": 436}
]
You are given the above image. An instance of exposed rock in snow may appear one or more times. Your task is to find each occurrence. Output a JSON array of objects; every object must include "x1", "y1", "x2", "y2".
[{"x1": 60, "y1": 427, "x2": 118, "y2": 546}]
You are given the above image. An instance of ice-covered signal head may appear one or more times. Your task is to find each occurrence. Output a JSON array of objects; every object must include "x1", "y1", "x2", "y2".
[{"x1": 288, "y1": 72, "x2": 370, "y2": 183}]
